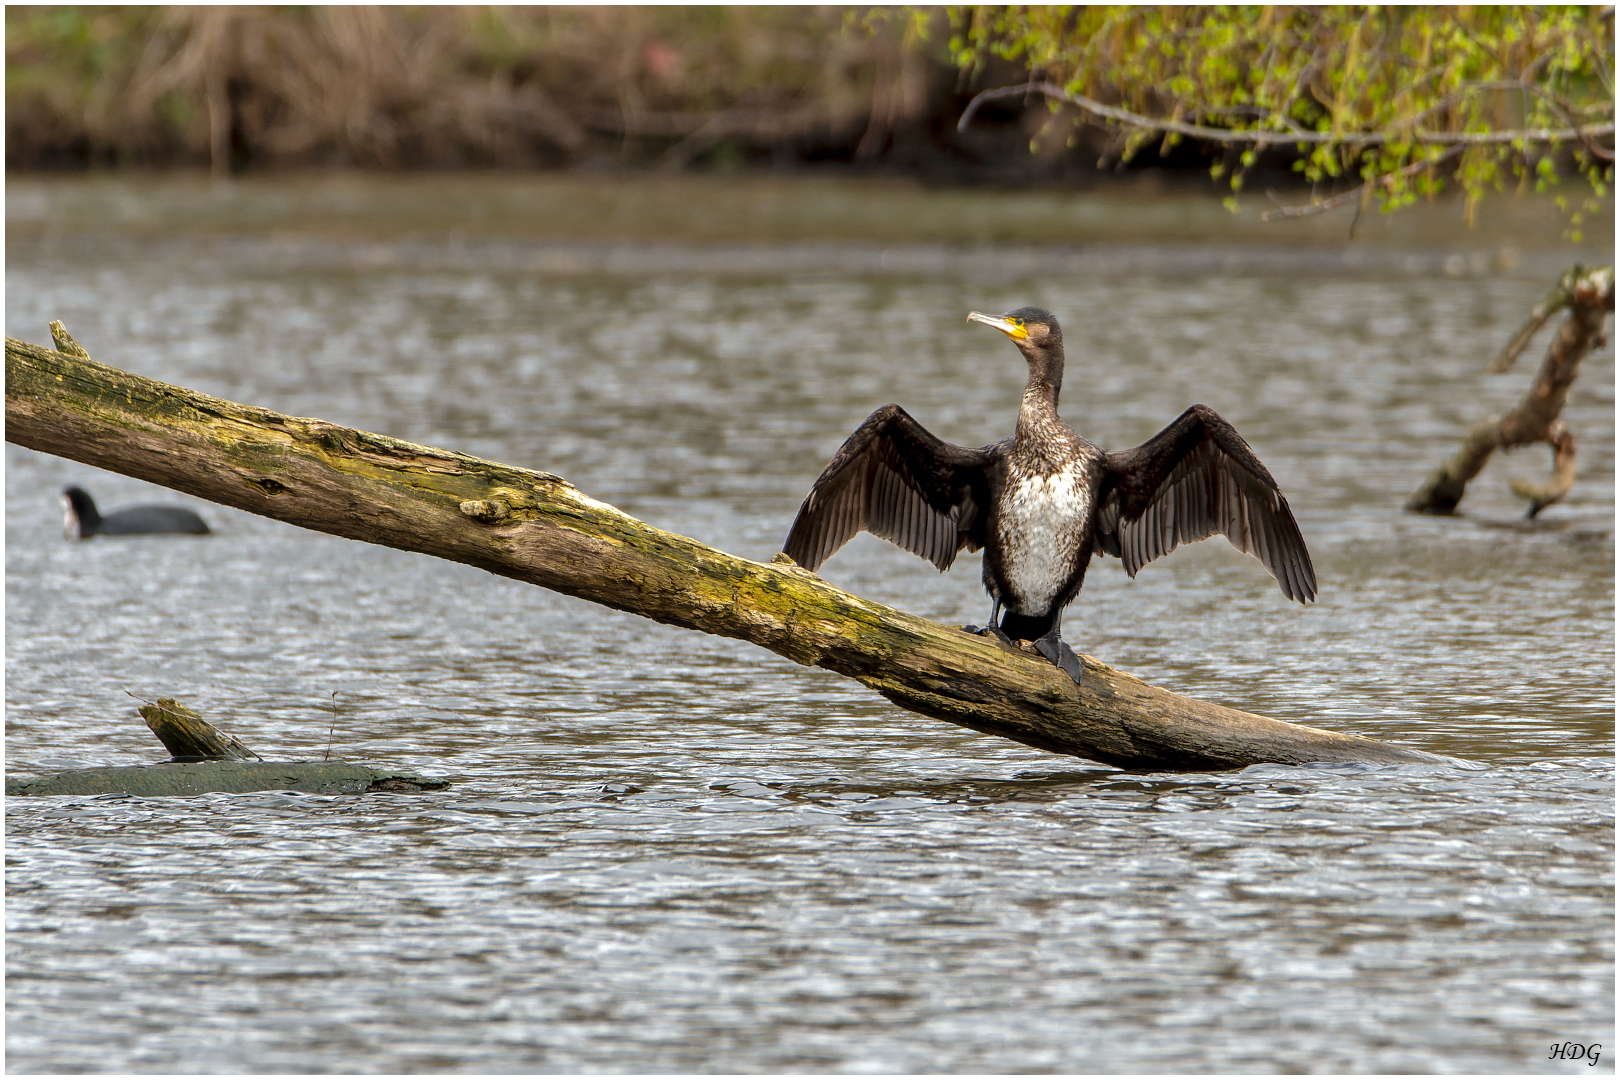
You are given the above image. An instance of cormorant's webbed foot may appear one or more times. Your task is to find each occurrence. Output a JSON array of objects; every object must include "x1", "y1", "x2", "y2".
[
  {"x1": 963, "y1": 624, "x2": 1016, "y2": 647},
  {"x1": 1033, "y1": 630, "x2": 1084, "y2": 684}
]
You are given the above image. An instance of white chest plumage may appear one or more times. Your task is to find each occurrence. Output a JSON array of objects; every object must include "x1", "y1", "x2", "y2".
[{"x1": 997, "y1": 468, "x2": 1092, "y2": 612}]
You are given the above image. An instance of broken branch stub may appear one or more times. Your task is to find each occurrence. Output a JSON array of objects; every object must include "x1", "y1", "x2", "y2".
[
  {"x1": 1406, "y1": 265, "x2": 1614, "y2": 517},
  {"x1": 138, "y1": 696, "x2": 262, "y2": 761},
  {"x1": 6, "y1": 326, "x2": 1450, "y2": 771}
]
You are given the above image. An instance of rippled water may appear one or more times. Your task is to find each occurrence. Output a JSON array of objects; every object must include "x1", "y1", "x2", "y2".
[{"x1": 6, "y1": 174, "x2": 1613, "y2": 1073}]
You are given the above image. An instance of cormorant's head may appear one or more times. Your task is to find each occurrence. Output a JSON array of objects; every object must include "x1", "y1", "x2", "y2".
[{"x1": 966, "y1": 306, "x2": 1064, "y2": 386}]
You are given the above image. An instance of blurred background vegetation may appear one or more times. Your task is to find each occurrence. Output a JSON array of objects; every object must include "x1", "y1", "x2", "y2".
[
  {"x1": 6, "y1": 5, "x2": 1614, "y2": 222},
  {"x1": 5, "y1": 6, "x2": 1019, "y2": 176}
]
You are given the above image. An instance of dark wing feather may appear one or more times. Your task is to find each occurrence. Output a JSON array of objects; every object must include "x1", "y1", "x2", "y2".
[
  {"x1": 783, "y1": 404, "x2": 995, "y2": 573},
  {"x1": 1092, "y1": 404, "x2": 1317, "y2": 602}
]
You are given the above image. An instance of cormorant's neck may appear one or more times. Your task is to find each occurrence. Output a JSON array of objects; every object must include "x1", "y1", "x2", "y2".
[{"x1": 1018, "y1": 346, "x2": 1064, "y2": 423}]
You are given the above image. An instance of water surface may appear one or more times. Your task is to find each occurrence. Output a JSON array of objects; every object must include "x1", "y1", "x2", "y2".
[{"x1": 6, "y1": 174, "x2": 1613, "y2": 1073}]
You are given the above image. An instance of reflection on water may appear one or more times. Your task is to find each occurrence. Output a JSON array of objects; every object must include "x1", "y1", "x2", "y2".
[{"x1": 5, "y1": 174, "x2": 1613, "y2": 1073}]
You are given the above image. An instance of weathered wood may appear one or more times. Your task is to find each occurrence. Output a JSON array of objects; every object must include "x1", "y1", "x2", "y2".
[
  {"x1": 138, "y1": 696, "x2": 262, "y2": 761},
  {"x1": 6, "y1": 326, "x2": 1451, "y2": 771},
  {"x1": 5, "y1": 761, "x2": 450, "y2": 797},
  {"x1": 1406, "y1": 265, "x2": 1614, "y2": 516}
]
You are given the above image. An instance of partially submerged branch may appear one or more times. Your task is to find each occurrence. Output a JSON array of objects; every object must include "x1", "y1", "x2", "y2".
[
  {"x1": 7, "y1": 327, "x2": 1447, "y2": 771},
  {"x1": 1406, "y1": 266, "x2": 1614, "y2": 517},
  {"x1": 1488, "y1": 273, "x2": 1595, "y2": 374}
]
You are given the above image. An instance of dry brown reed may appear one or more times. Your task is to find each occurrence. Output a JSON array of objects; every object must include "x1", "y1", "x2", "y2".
[{"x1": 7, "y1": 6, "x2": 987, "y2": 173}]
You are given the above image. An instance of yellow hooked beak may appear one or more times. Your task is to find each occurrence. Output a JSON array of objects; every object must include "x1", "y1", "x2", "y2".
[{"x1": 966, "y1": 311, "x2": 1029, "y2": 341}]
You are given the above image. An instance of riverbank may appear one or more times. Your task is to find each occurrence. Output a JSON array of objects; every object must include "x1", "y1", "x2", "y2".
[
  {"x1": 6, "y1": 7, "x2": 1010, "y2": 176},
  {"x1": 4, "y1": 5, "x2": 1323, "y2": 189}
]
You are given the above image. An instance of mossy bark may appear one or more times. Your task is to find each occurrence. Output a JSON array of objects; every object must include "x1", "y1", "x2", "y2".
[{"x1": 8, "y1": 327, "x2": 1448, "y2": 771}]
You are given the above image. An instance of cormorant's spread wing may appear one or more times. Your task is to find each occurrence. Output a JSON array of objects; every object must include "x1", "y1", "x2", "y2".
[
  {"x1": 783, "y1": 404, "x2": 995, "y2": 573},
  {"x1": 1093, "y1": 404, "x2": 1316, "y2": 602}
]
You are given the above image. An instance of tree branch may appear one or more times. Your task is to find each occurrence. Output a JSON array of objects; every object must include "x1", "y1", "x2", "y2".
[
  {"x1": 8, "y1": 326, "x2": 1450, "y2": 772},
  {"x1": 957, "y1": 81, "x2": 1617, "y2": 149},
  {"x1": 1488, "y1": 275, "x2": 1582, "y2": 374},
  {"x1": 1261, "y1": 144, "x2": 1467, "y2": 221}
]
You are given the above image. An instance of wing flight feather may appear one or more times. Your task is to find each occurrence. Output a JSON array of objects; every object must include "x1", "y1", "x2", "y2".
[
  {"x1": 783, "y1": 404, "x2": 994, "y2": 573},
  {"x1": 1094, "y1": 404, "x2": 1316, "y2": 603}
]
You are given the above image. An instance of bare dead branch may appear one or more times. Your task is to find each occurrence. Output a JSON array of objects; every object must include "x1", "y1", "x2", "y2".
[
  {"x1": 1488, "y1": 275, "x2": 1580, "y2": 373},
  {"x1": 1406, "y1": 265, "x2": 1614, "y2": 517}
]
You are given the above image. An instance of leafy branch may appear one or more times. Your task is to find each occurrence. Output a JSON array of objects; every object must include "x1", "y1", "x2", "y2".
[
  {"x1": 957, "y1": 80, "x2": 1616, "y2": 147},
  {"x1": 943, "y1": 6, "x2": 1614, "y2": 236}
]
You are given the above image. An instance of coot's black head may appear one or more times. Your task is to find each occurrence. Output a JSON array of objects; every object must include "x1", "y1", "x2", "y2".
[
  {"x1": 61, "y1": 485, "x2": 100, "y2": 539},
  {"x1": 966, "y1": 306, "x2": 1065, "y2": 386}
]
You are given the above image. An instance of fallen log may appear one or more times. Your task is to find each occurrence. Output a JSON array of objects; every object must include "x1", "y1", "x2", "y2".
[
  {"x1": 7, "y1": 324, "x2": 1450, "y2": 771},
  {"x1": 1406, "y1": 264, "x2": 1614, "y2": 516}
]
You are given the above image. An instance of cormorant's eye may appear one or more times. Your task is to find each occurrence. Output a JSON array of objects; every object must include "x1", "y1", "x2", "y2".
[{"x1": 1011, "y1": 318, "x2": 1024, "y2": 327}]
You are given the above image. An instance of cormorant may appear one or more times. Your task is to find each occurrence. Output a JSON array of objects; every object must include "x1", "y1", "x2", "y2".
[
  {"x1": 61, "y1": 486, "x2": 211, "y2": 540},
  {"x1": 781, "y1": 307, "x2": 1316, "y2": 683}
]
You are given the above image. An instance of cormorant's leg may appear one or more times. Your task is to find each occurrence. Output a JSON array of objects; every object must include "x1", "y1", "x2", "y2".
[
  {"x1": 962, "y1": 598, "x2": 1013, "y2": 645},
  {"x1": 1032, "y1": 612, "x2": 1084, "y2": 684}
]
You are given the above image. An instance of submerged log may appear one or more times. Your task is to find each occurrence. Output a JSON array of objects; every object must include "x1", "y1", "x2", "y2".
[
  {"x1": 5, "y1": 761, "x2": 449, "y2": 798},
  {"x1": 7, "y1": 695, "x2": 448, "y2": 797},
  {"x1": 7, "y1": 325, "x2": 1450, "y2": 771},
  {"x1": 1406, "y1": 265, "x2": 1614, "y2": 516}
]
